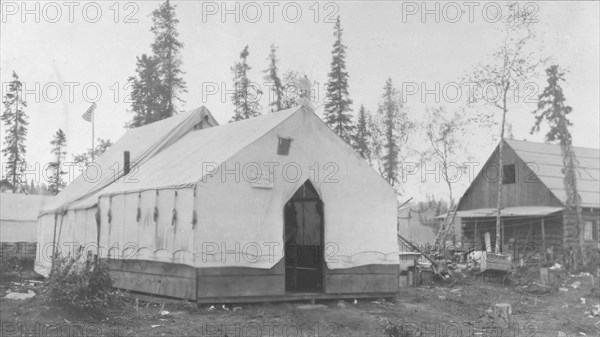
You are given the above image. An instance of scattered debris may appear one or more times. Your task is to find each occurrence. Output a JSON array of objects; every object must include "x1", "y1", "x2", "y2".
[
  {"x1": 571, "y1": 281, "x2": 581, "y2": 289},
  {"x1": 207, "y1": 305, "x2": 215, "y2": 311},
  {"x1": 4, "y1": 290, "x2": 35, "y2": 300},
  {"x1": 221, "y1": 304, "x2": 229, "y2": 311},
  {"x1": 151, "y1": 325, "x2": 163, "y2": 328}
]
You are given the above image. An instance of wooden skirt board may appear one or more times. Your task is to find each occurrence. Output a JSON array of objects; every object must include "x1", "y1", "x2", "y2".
[
  {"x1": 325, "y1": 264, "x2": 399, "y2": 294},
  {"x1": 106, "y1": 259, "x2": 197, "y2": 300},
  {"x1": 196, "y1": 260, "x2": 286, "y2": 298},
  {"x1": 107, "y1": 260, "x2": 398, "y2": 302}
]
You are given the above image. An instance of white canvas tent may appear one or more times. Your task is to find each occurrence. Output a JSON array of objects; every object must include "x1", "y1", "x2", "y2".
[
  {"x1": 2, "y1": 193, "x2": 52, "y2": 243},
  {"x1": 35, "y1": 105, "x2": 399, "y2": 301}
]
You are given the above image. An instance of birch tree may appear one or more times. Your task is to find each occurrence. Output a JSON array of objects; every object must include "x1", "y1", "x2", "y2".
[{"x1": 467, "y1": 3, "x2": 543, "y2": 253}]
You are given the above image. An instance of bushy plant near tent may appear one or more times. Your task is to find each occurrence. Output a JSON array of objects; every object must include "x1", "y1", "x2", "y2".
[{"x1": 41, "y1": 252, "x2": 123, "y2": 311}]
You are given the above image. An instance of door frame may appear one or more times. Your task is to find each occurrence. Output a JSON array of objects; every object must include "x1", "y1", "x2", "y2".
[{"x1": 283, "y1": 180, "x2": 325, "y2": 293}]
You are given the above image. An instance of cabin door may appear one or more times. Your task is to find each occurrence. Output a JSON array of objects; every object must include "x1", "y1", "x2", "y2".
[{"x1": 284, "y1": 180, "x2": 324, "y2": 293}]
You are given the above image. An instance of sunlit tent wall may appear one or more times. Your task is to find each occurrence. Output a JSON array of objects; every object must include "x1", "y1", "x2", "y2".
[
  {"x1": 456, "y1": 139, "x2": 600, "y2": 262},
  {"x1": 1, "y1": 193, "x2": 52, "y2": 262},
  {"x1": 36, "y1": 105, "x2": 400, "y2": 302}
]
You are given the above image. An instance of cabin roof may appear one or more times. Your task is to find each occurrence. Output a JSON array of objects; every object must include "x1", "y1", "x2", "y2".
[{"x1": 506, "y1": 139, "x2": 599, "y2": 208}]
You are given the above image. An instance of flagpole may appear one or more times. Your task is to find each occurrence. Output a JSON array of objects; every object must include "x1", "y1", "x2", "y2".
[{"x1": 91, "y1": 106, "x2": 95, "y2": 162}]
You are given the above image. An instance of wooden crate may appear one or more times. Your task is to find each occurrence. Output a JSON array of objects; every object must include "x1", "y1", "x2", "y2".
[{"x1": 480, "y1": 252, "x2": 512, "y2": 272}]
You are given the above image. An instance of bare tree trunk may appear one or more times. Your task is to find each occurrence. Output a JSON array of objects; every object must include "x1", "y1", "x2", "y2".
[{"x1": 495, "y1": 85, "x2": 509, "y2": 254}]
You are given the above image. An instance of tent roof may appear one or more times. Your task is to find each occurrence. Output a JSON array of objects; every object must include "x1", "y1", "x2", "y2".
[
  {"x1": 1, "y1": 193, "x2": 53, "y2": 221},
  {"x1": 68, "y1": 105, "x2": 306, "y2": 209},
  {"x1": 42, "y1": 106, "x2": 217, "y2": 214},
  {"x1": 505, "y1": 139, "x2": 600, "y2": 208}
]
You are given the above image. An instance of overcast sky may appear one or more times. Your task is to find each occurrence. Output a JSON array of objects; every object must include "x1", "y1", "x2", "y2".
[{"x1": 1, "y1": 1, "x2": 598, "y2": 200}]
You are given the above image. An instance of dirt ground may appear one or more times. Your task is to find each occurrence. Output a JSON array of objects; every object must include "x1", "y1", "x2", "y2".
[{"x1": 1, "y1": 269, "x2": 599, "y2": 337}]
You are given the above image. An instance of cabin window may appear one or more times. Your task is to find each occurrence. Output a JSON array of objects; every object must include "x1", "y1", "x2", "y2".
[
  {"x1": 584, "y1": 220, "x2": 597, "y2": 241},
  {"x1": 277, "y1": 137, "x2": 292, "y2": 155},
  {"x1": 502, "y1": 164, "x2": 516, "y2": 184}
]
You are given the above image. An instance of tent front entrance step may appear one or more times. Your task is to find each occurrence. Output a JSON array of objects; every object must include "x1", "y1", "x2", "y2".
[{"x1": 284, "y1": 180, "x2": 324, "y2": 293}]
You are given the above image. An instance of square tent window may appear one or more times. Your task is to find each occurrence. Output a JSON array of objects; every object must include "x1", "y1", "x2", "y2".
[
  {"x1": 502, "y1": 164, "x2": 516, "y2": 184},
  {"x1": 277, "y1": 137, "x2": 292, "y2": 156}
]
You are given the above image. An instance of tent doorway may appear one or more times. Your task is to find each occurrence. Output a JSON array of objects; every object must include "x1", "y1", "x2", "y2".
[{"x1": 284, "y1": 180, "x2": 324, "y2": 293}]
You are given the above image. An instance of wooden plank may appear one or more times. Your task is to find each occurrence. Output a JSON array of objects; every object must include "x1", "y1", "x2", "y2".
[
  {"x1": 197, "y1": 274, "x2": 284, "y2": 297},
  {"x1": 196, "y1": 260, "x2": 284, "y2": 277},
  {"x1": 326, "y1": 264, "x2": 398, "y2": 275},
  {"x1": 105, "y1": 259, "x2": 196, "y2": 278},
  {"x1": 196, "y1": 291, "x2": 397, "y2": 304},
  {"x1": 325, "y1": 273, "x2": 398, "y2": 294},
  {"x1": 110, "y1": 270, "x2": 196, "y2": 300}
]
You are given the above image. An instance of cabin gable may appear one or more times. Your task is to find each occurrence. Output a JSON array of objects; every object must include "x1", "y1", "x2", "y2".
[{"x1": 458, "y1": 142, "x2": 564, "y2": 211}]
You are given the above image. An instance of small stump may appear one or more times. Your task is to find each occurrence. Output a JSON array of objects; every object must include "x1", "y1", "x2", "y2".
[{"x1": 493, "y1": 303, "x2": 512, "y2": 326}]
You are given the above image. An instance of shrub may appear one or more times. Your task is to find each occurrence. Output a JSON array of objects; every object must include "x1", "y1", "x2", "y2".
[
  {"x1": 0, "y1": 255, "x2": 23, "y2": 275},
  {"x1": 41, "y1": 252, "x2": 122, "y2": 311}
]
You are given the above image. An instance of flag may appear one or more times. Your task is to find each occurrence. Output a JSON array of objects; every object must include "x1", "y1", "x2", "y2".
[{"x1": 82, "y1": 102, "x2": 96, "y2": 122}]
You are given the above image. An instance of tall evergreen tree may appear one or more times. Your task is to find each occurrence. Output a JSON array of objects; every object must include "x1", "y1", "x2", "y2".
[
  {"x1": 128, "y1": 55, "x2": 162, "y2": 127},
  {"x1": 1, "y1": 71, "x2": 28, "y2": 192},
  {"x1": 151, "y1": 0, "x2": 186, "y2": 117},
  {"x1": 531, "y1": 65, "x2": 586, "y2": 267},
  {"x1": 230, "y1": 45, "x2": 261, "y2": 122},
  {"x1": 351, "y1": 105, "x2": 371, "y2": 160},
  {"x1": 378, "y1": 78, "x2": 407, "y2": 187},
  {"x1": 324, "y1": 16, "x2": 353, "y2": 142},
  {"x1": 48, "y1": 129, "x2": 67, "y2": 194},
  {"x1": 128, "y1": 0, "x2": 186, "y2": 127},
  {"x1": 264, "y1": 44, "x2": 284, "y2": 112}
]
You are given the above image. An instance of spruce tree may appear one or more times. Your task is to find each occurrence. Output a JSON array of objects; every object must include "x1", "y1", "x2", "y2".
[
  {"x1": 151, "y1": 0, "x2": 186, "y2": 117},
  {"x1": 128, "y1": 55, "x2": 162, "y2": 127},
  {"x1": 264, "y1": 44, "x2": 284, "y2": 112},
  {"x1": 351, "y1": 105, "x2": 371, "y2": 160},
  {"x1": 230, "y1": 45, "x2": 261, "y2": 122},
  {"x1": 48, "y1": 129, "x2": 67, "y2": 194},
  {"x1": 378, "y1": 78, "x2": 403, "y2": 187},
  {"x1": 128, "y1": 0, "x2": 186, "y2": 127},
  {"x1": 324, "y1": 16, "x2": 353, "y2": 142},
  {"x1": 1, "y1": 71, "x2": 28, "y2": 192},
  {"x1": 531, "y1": 65, "x2": 586, "y2": 267}
]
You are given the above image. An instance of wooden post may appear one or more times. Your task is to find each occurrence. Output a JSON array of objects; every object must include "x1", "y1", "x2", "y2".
[
  {"x1": 501, "y1": 219, "x2": 505, "y2": 253},
  {"x1": 541, "y1": 218, "x2": 546, "y2": 263},
  {"x1": 474, "y1": 220, "x2": 478, "y2": 250}
]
